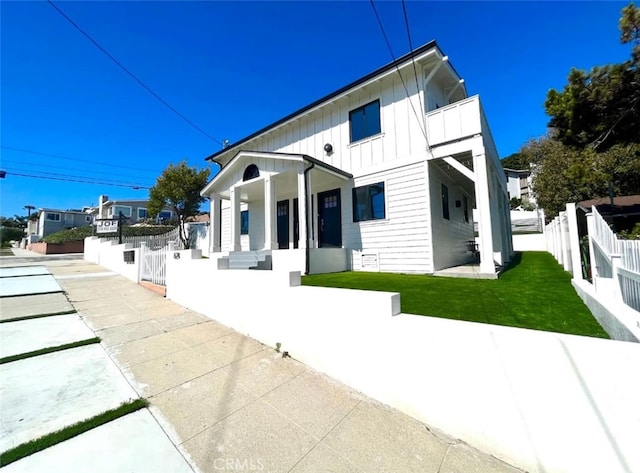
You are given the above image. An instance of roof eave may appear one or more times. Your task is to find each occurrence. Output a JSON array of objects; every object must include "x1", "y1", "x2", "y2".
[{"x1": 204, "y1": 40, "x2": 440, "y2": 164}]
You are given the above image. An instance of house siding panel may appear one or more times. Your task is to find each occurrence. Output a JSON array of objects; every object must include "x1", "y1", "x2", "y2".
[
  {"x1": 344, "y1": 161, "x2": 432, "y2": 273},
  {"x1": 429, "y1": 165, "x2": 475, "y2": 271}
]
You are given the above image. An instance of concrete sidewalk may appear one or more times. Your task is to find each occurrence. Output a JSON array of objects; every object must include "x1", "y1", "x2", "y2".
[
  {"x1": 50, "y1": 257, "x2": 524, "y2": 473},
  {"x1": 0, "y1": 253, "x2": 193, "y2": 472}
]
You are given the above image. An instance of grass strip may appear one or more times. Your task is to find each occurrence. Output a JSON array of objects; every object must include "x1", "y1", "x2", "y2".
[
  {"x1": 0, "y1": 290, "x2": 65, "y2": 299},
  {"x1": 0, "y1": 398, "x2": 149, "y2": 467},
  {"x1": 0, "y1": 337, "x2": 100, "y2": 364},
  {"x1": 0, "y1": 310, "x2": 77, "y2": 324}
]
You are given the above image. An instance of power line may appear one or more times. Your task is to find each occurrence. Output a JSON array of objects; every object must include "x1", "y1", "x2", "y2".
[
  {"x1": 368, "y1": 0, "x2": 430, "y2": 147},
  {"x1": 47, "y1": 1, "x2": 223, "y2": 146},
  {"x1": 1, "y1": 146, "x2": 159, "y2": 173},
  {"x1": 3, "y1": 171, "x2": 151, "y2": 189},
  {"x1": 1, "y1": 159, "x2": 156, "y2": 182},
  {"x1": 2, "y1": 166, "x2": 151, "y2": 187},
  {"x1": 401, "y1": 0, "x2": 428, "y2": 139}
]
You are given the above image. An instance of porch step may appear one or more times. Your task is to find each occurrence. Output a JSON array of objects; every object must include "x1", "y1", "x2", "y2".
[{"x1": 228, "y1": 251, "x2": 272, "y2": 270}]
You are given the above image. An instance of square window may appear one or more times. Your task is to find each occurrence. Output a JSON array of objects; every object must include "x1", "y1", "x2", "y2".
[
  {"x1": 353, "y1": 182, "x2": 385, "y2": 222},
  {"x1": 349, "y1": 100, "x2": 381, "y2": 143},
  {"x1": 138, "y1": 208, "x2": 148, "y2": 219},
  {"x1": 441, "y1": 184, "x2": 450, "y2": 220},
  {"x1": 240, "y1": 210, "x2": 249, "y2": 235}
]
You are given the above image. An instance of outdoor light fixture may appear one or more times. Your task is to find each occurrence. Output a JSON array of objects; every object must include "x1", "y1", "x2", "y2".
[
  {"x1": 323, "y1": 143, "x2": 333, "y2": 154},
  {"x1": 173, "y1": 252, "x2": 180, "y2": 260}
]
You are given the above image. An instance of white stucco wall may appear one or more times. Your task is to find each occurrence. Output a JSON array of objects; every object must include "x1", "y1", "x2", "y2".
[
  {"x1": 83, "y1": 237, "x2": 139, "y2": 282},
  {"x1": 166, "y1": 251, "x2": 640, "y2": 473}
]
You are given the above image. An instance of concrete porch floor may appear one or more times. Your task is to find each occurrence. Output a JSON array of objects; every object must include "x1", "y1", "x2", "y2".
[{"x1": 433, "y1": 264, "x2": 499, "y2": 279}]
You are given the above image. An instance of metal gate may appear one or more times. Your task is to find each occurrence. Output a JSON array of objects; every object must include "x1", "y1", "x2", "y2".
[{"x1": 140, "y1": 244, "x2": 167, "y2": 285}]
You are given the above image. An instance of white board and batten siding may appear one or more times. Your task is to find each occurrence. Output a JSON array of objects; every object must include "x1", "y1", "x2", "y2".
[
  {"x1": 346, "y1": 161, "x2": 433, "y2": 274},
  {"x1": 249, "y1": 69, "x2": 430, "y2": 175}
]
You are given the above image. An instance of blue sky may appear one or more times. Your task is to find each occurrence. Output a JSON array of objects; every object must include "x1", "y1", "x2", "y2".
[{"x1": 0, "y1": 1, "x2": 632, "y2": 219}]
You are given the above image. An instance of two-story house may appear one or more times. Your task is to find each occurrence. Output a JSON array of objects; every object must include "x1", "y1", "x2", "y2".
[
  {"x1": 201, "y1": 41, "x2": 513, "y2": 277},
  {"x1": 35, "y1": 208, "x2": 93, "y2": 238},
  {"x1": 91, "y1": 195, "x2": 174, "y2": 223}
]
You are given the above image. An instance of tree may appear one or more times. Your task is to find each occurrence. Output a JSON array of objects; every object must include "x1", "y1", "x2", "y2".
[
  {"x1": 501, "y1": 152, "x2": 531, "y2": 170},
  {"x1": 148, "y1": 161, "x2": 210, "y2": 249},
  {"x1": 545, "y1": 3, "x2": 640, "y2": 152}
]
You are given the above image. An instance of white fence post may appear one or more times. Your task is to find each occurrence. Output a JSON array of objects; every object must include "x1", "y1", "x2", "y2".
[
  {"x1": 139, "y1": 242, "x2": 147, "y2": 283},
  {"x1": 611, "y1": 255, "x2": 623, "y2": 302},
  {"x1": 566, "y1": 203, "x2": 582, "y2": 280},
  {"x1": 586, "y1": 213, "x2": 598, "y2": 291}
]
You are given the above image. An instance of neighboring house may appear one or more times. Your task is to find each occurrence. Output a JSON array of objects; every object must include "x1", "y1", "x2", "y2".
[
  {"x1": 89, "y1": 195, "x2": 174, "y2": 223},
  {"x1": 504, "y1": 167, "x2": 536, "y2": 206},
  {"x1": 201, "y1": 41, "x2": 513, "y2": 276},
  {"x1": 35, "y1": 208, "x2": 93, "y2": 238}
]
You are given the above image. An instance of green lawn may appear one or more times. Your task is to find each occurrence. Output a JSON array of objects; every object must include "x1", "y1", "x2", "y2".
[{"x1": 302, "y1": 251, "x2": 608, "y2": 339}]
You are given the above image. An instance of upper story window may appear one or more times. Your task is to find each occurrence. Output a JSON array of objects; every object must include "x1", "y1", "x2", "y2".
[
  {"x1": 243, "y1": 164, "x2": 259, "y2": 181},
  {"x1": 113, "y1": 205, "x2": 132, "y2": 218},
  {"x1": 349, "y1": 100, "x2": 381, "y2": 143},
  {"x1": 45, "y1": 212, "x2": 60, "y2": 221},
  {"x1": 85, "y1": 215, "x2": 92, "y2": 223},
  {"x1": 353, "y1": 182, "x2": 385, "y2": 222}
]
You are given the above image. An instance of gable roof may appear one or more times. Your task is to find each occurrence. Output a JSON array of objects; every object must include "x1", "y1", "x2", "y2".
[
  {"x1": 205, "y1": 40, "x2": 459, "y2": 165},
  {"x1": 201, "y1": 150, "x2": 352, "y2": 196}
]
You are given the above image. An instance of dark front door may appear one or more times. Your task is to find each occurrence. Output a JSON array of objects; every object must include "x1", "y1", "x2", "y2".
[
  {"x1": 277, "y1": 200, "x2": 289, "y2": 249},
  {"x1": 318, "y1": 189, "x2": 342, "y2": 248}
]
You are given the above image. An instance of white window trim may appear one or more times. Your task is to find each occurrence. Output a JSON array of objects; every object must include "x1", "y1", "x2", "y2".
[
  {"x1": 46, "y1": 212, "x2": 61, "y2": 221},
  {"x1": 137, "y1": 207, "x2": 148, "y2": 219},
  {"x1": 348, "y1": 98, "x2": 383, "y2": 145}
]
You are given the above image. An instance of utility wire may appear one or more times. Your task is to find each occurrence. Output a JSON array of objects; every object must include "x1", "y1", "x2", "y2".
[
  {"x1": 1, "y1": 146, "x2": 159, "y2": 173},
  {"x1": 1, "y1": 159, "x2": 156, "y2": 182},
  {"x1": 401, "y1": 0, "x2": 428, "y2": 144},
  {"x1": 2, "y1": 166, "x2": 151, "y2": 187},
  {"x1": 368, "y1": 0, "x2": 430, "y2": 146},
  {"x1": 47, "y1": 1, "x2": 223, "y2": 145},
  {"x1": 3, "y1": 171, "x2": 151, "y2": 189}
]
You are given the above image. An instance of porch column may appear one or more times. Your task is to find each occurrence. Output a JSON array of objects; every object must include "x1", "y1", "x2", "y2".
[
  {"x1": 230, "y1": 186, "x2": 241, "y2": 251},
  {"x1": 264, "y1": 177, "x2": 277, "y2": 250},
  {"x1": 472, "y1": 139, "x2": 495, "y2": 274},
  {"x1": 297, "y1": 168, "x2": 307, "y2": 249},
  {"x1": 209, "y1": 194, "x2": 221, "y2": 253}
]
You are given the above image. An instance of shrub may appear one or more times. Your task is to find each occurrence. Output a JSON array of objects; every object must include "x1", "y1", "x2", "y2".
[
  {"x1": 42, "y1": 225, "x2": 178, "y2": 244},
  {"x1": 0, "y1": 227, "x2": 25, "y2": 245}
]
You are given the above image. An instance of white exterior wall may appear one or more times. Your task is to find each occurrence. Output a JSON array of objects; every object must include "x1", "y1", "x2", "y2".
[
  {"x1": 220, "y1": 201, "x2": 249, "y2": 252},
  {"x1": 166, "y1": 252, "x2": 640, "y2": 473},
  {"x1": 429, "y1": 166, "x2": 475, "y2": 270},
  {"x1": 242, "y1": 69, "x2": 432, "y2": 175},
  {"x1": 506, "y1": 173, "x2": 522, "y2": 199},
  {"x1": 346, "y1": 161, "x2": 433, "y2": 273}
]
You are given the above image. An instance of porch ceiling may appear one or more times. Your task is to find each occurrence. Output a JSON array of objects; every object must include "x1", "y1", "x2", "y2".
[{"x1": 430, "y1": 156, "x2": 476, "y2": 203}]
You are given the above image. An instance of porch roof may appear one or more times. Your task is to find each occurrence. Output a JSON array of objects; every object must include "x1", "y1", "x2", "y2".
[{"x1": 201, "y1": 150, "x2": 352, "y2": 196}]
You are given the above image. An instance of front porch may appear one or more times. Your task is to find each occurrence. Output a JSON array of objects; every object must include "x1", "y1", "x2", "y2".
[{"x1": 202, "y1": 151, "x2": 353, "y2": 274}]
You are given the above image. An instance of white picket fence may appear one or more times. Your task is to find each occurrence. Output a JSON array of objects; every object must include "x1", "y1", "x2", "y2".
[
  {"x1": 140, "y1": 242, "x2": 168, "y2": 285},
  {"x1": 102, "y1": 227, "x2": 184, "y2": 250},
  {"x1": 590, "y1": 207, "x2": 640, "y2": 312}
]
